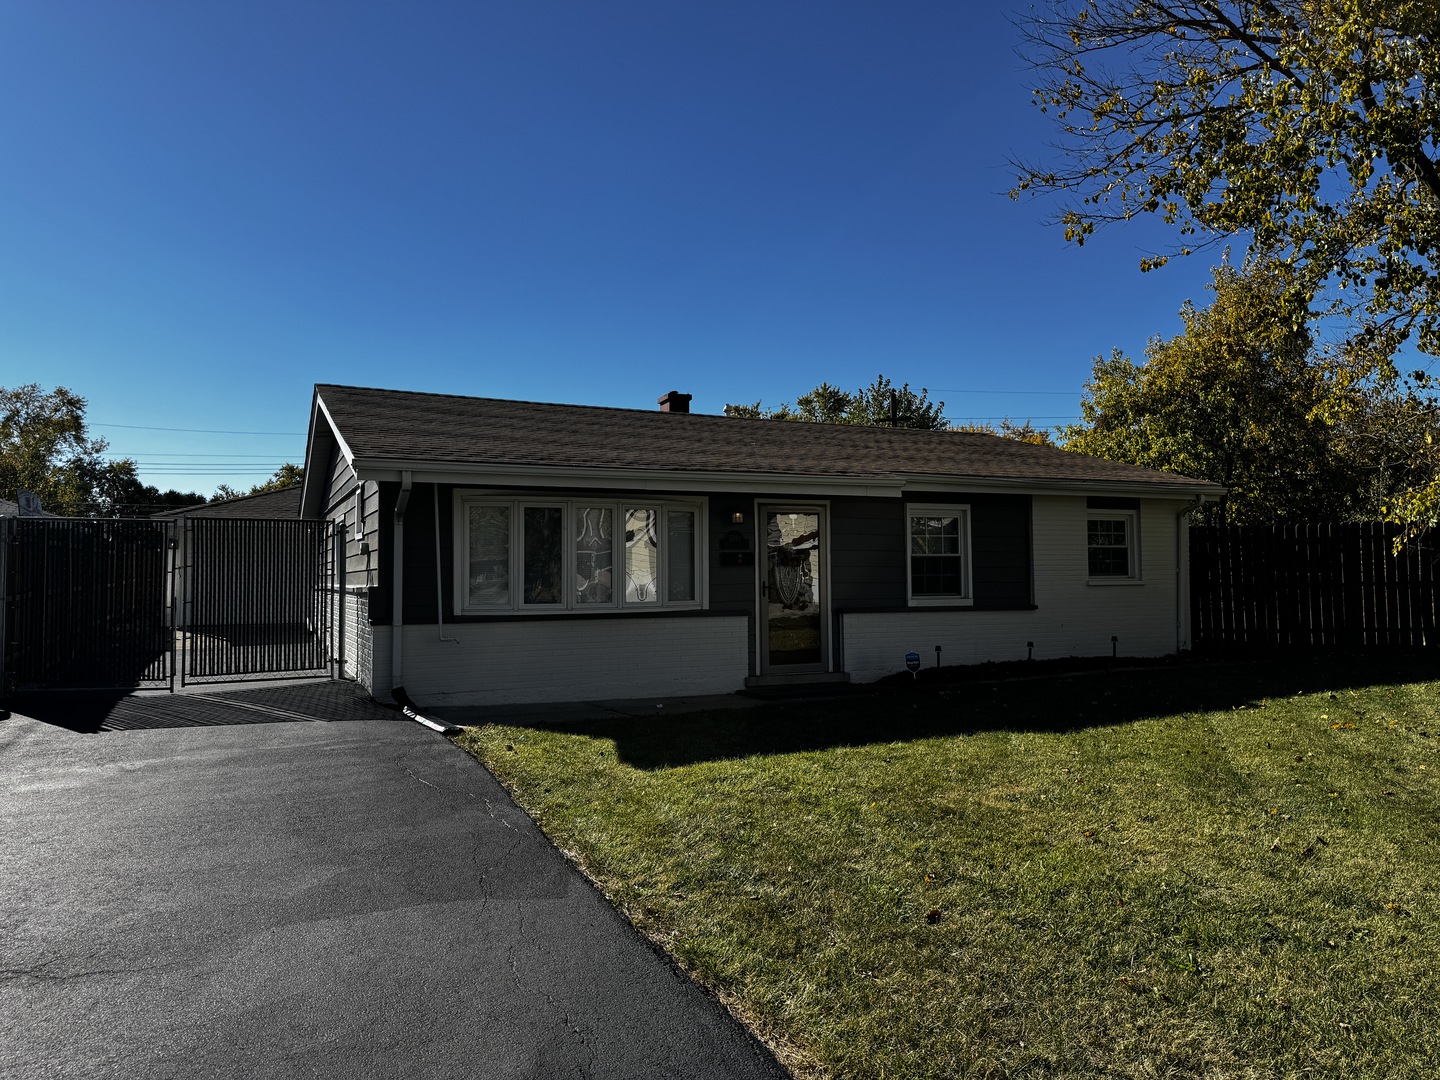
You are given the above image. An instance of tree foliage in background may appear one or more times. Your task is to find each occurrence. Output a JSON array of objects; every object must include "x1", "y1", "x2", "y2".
[
  {"x1": 1062, "y1": 264, "x2": 1435, "y2": 524},
  {"x1": 952, "y1": 418, "x2": 1058, "y2": 445},
  {"x1": 96, "y1": 462, "x2": 209, "y2": 517},
  {"x1": 725, "y1": 375, "x2": 947, "y2": 429},
  {"x1": 1014, "y1": 1, "x2": 1440, "y2": 359},
  {"x1": 0, "y1": 384, "x2": 131, "y2": 515},
  {"x1": 212, "y1": 463, "x2": 304, "y2": 503}
]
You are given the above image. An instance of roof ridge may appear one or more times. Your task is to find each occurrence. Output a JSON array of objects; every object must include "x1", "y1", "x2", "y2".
[{"x1": 314, "y1": 383, "x2": 1014, "y2": 437}]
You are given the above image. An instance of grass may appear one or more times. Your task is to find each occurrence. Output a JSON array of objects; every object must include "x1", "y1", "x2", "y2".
[{"x1": 454, "y1": 654, "x2": 1440, "y2": 1079}]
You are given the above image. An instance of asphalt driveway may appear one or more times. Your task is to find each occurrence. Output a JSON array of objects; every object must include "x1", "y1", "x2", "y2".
[{"x1": 0, "y1": 702, "x2": 788, "y2": 1079}]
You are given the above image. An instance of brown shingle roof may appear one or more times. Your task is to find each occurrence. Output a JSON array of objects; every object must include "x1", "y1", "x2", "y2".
[
  {"x1": 156, "y1": 485, "x2": 302, "y2": 519},
  {"x1": 315, "y1": 384, "x2": 1221, "y2": 493}
]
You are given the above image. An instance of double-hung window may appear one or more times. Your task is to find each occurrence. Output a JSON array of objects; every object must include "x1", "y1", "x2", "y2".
[
  {"x1": 906, "y1": 504, "x2": 972, "y2": 605},
  {"x1": 1086, "y1": 509, "x2": 1139, "y2": 581},
  {"x1": 458, "y1": 495, "x2": 703, "y2": 613}
]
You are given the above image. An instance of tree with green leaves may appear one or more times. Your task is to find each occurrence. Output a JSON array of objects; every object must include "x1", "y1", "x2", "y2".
[
  {"x1": 725, "y1": 375, "x2": 947, "y2": 429},
  {"x1": 101, "y1": 466, "x2": 210, "y2": 517},
  {"x1": 952, "y1": 418, "x2": 1058, "y2": 445},
  {"x1": 1014, "y1": 1, "x2": 1440, "y2": 360},
  {"x1": 212, "y1": 463, "x2": 304, "y2": 503},
  {"x1": 0, "y1": 384, "x2": 128, "y2": 515},
  {"x1": 1061, "y1": 263, "x2": 1427, "y2": 524}
]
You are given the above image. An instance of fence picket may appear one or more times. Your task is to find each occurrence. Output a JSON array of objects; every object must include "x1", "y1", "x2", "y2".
[{"x1": 1190, "y1": 523, "x2": 1440, "y2": 652}]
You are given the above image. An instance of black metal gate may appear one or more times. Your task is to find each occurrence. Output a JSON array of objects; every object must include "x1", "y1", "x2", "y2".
[
  {"x1": 2, "y1": 515, "x2": 337, "y2": 694},
  {"x1": 2, "y1": 518, "x2": 174, "y2": 691},
  {"x1": 181, "y1": 518, "x2": 335, "y2": 684}
]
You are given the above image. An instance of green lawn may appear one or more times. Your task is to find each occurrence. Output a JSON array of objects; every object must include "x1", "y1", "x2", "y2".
[{"x1": 455, "y1": 656, "x2": 1440, "y2": 1079}]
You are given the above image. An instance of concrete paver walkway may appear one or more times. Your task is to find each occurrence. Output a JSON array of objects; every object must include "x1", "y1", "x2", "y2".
[{"x1": 0, "y1": 706, "x2": 788, "y2": 1079}]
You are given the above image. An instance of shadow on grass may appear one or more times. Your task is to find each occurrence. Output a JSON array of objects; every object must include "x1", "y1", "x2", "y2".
[{"x1": 500, "y1": 651, "x2": 1440, "y2": 770}]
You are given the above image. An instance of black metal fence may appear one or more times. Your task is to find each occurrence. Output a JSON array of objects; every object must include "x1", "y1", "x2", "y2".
[
  {"x1": 1191, "y1": 522, "x2": 1440, "y2": 651},
  {"x1": 2, "y1": 515, "x2": 336, "y2": 694},
  {"x1": 2, "y1": 518, "x2": 173, "y2": 690},
  {"x1": 182, "y1": 518, "x2": 334, "y2": 682}
]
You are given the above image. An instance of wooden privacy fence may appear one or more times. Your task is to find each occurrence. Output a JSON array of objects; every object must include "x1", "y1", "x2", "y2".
[{"x1": 1190, "y1": 523, "x2": 1440, "y2": 651}]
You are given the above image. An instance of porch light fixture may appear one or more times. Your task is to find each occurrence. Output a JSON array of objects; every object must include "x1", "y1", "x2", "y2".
[{"x1": 731, "y1": 511, "x2": 745, "y2": 525}]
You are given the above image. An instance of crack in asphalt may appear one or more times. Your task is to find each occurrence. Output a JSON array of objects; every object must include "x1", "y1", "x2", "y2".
[{"x1": 504, "y1": 927, "x2": 599, "y2": 1078}]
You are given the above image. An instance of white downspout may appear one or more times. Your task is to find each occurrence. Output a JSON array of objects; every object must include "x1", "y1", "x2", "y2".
[
  {"x1": 391, "y1": 471, "x2": 413, "y2": 699},
  {"x1": 434, "y1": 483, "x2": 459, "y2": 644},
  {"x1": 1175, "y1": 497, "x2": 1207, "y2": 654}
]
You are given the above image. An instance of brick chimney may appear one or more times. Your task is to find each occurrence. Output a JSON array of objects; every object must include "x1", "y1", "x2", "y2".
[{"x1": 657, "y1": 390, "x2": 692, "y2": 413}]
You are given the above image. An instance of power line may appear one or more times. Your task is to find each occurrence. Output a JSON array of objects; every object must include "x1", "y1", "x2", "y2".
[
  {"x1": 930, "y1": 389, "x2": 1080, "y2": 396},
  {"x1": 92, "y1": 422, "x2": 303, "y2": 435}
]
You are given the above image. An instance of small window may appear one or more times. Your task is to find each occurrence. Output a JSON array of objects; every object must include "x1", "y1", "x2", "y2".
[
  {"x1": 466, "y1": 504, "x2": 512, "y2": 607},
  {"x1": 353, "y1": 484, "x2": 366, "y2": 539},
  {"x1": 1087, "y1": 511, "x2": 1139, "y2": 580},
  {"x1": 573, "y1": 506, "x2": 616, "y2": 606},
  {"x1": 666, "y1": 509, "x2": 697, "y2": 602},
  {"x1": 521, "y1": 505, "x2": 565, "y2": 606},
  {"x1": 624, "y1": 507, "x2": 660, "y2": 604},
  {"x1": 906, "y1": 505, "x2": 972, "y2": 605}
]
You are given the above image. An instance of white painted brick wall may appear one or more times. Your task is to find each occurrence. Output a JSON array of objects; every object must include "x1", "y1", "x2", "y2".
[
  {"x1": 340, "y1": 590, "x2": 373, "y2": 690},
  {"x1": 368, "y1": 615, "x2": 750, "y2": 706},
  {"x1": 844, "y1": 495, "x2": 1191, "y2": 682}
]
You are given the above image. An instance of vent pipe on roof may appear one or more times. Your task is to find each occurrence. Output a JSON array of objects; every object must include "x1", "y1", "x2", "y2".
[{"x1": 657, "y1": 391, "x2": 692, "y2": 413}]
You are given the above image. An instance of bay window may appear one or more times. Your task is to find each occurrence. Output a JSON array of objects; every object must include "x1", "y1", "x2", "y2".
[{"x1": 458, "y1": 495, "x2": 703, "y2": 614}]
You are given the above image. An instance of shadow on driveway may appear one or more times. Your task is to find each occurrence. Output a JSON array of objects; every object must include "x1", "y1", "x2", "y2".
[{"x1": 4, "y1": 679, "x2": 397, "y2": 733}]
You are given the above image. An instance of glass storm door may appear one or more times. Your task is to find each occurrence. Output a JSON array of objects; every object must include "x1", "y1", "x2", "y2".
[{"x1": 760, "y1": 508, "x2": 827, "y2": 672}]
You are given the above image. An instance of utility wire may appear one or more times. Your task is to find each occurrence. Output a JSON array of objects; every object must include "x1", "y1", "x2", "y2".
[{"x1": 92, "y1": 422, "x2": 303, "y2": 435}]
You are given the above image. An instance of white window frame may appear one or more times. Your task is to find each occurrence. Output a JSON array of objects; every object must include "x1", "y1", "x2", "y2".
[
  {"x1": 905, "y1": 503, "x2": 973, "y2": 606},
  {"x1": 454, "y1": 493, "x2": 706, "y2": 615},
  {"x1": 353, "y1": 483, "x2": 366, "y2": 540},
  {"x1": 1086, "y1": 509, "x2": 1141, "y2": 583}
]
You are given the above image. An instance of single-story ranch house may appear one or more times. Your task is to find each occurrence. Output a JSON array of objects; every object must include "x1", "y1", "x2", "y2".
[{"x1": 301, "y1": 384, "x2": 1223, "y2": 706}]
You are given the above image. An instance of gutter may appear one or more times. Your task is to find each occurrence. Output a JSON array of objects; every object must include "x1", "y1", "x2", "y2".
[
  {"x1": 346, "y1": 457, "x2": 1226, "y2": 501},
  {"x1": 391, "y1": 470, "x2": 412, "y2": 702},
  {"x1": 434, "y1": 483, "x2": 459, "y2": 645}
]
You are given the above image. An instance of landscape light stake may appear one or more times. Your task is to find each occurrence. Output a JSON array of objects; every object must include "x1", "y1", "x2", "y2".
[{"x1": 1111, "y1": 635, "x2": 1118, "y2": 659}]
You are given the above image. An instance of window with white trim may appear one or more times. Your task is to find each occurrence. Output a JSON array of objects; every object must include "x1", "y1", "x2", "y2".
[
  {"x1": 457, "y1": 496, "x2": 703, "y2": 613},
  {"x1": 906, "y1": 504, "x2": 972, "y2": 605},
  {"x1": 1087, "y1": 510, "x2": 1139, "y2": 580},
  {"x1": 353, "y1": 482, "x2": 367, "y2": 539}
]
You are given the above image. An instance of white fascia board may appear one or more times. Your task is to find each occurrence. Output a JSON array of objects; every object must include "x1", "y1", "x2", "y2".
[
  {"x1": 345, "y1": 458, "x2": 1223, "y2": 501},
  {"x1": 898, "y1": 475, "x2": 1226, "y2": 499},
  {"x1": 349, "y1": 459, "x2": 905, "y2": 498},
  {"x1": 301, "y1": 393, "x2": 360, "y2": 518},
  {"x1": 314, "y1": 395, "x2": 357, "y2": 466}
]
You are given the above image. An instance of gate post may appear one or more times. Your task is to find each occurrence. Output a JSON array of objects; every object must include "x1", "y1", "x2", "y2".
[{"x1": 0, "y1": 517, "x2": 12, "y2": 696}]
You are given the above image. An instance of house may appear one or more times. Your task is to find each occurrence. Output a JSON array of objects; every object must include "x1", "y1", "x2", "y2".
[
  {"x1": 300, "y1": 384, "x2": 1224, "y2": 706},
  {"x1": 1, "y1": 491, "x2": 55, "y2": 518}
]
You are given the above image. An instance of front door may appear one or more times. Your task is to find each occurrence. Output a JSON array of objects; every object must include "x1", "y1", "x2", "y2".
[{"x1": 759, "y1": 506, "x2": 828, "y2": 673}]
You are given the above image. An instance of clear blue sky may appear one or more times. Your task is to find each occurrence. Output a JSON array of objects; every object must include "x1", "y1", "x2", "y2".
[{"x1": 1, "y1": 1, "x2": 1224, "y2": 495}]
